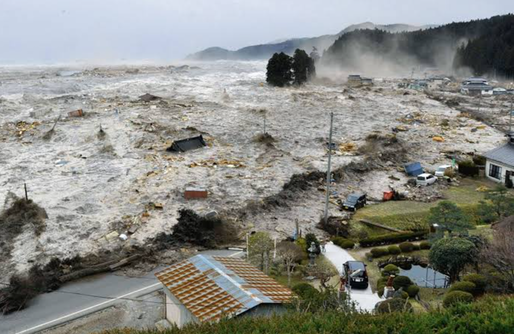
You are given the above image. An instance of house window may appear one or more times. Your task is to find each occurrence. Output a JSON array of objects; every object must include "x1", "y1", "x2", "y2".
[{"x1": 489, "y1": 164, "x2": 502, "y2": 180}]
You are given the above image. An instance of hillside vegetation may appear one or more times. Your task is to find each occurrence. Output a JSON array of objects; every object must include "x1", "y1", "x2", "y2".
[
  {"x1": 322, "y1": 14, "x2": 514, "y2": 78},
  {"x1": 100, "y1": 296, "x2": 514, "y2": 334}
]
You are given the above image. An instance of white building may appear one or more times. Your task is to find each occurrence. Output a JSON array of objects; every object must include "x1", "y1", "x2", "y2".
[
  {"x1": 155, "y1": 255, "x2": 292, "y2": 328},
  {"x1": 484, "y1": 134, "x2": 514, "y2": 186}
]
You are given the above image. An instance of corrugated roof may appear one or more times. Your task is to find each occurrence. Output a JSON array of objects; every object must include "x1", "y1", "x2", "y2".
[
  {"x1": 484, "y1": 143, "x2": 514, "y2": 166},
  {"x1": 155, "y1": 255, "x2": 292, "y2": 323}
]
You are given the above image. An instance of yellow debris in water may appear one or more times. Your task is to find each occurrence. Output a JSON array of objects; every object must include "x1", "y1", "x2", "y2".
[{"x1": 432, "y1": 136, "x2": 445, "y2": 142}]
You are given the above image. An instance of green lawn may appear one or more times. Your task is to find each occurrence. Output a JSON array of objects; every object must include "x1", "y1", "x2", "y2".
[{"x1": 351, "y1": 178, "x2": 495, "y2": 235}]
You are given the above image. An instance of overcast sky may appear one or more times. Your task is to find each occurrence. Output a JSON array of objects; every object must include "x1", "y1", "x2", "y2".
[{"x1": 1, "y1": 0, "x2": 513, "y2": 64}]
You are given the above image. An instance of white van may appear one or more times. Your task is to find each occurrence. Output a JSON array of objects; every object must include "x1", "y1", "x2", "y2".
[{"x1": 416, "y1": 173, "x2": 437, "y2": 186}]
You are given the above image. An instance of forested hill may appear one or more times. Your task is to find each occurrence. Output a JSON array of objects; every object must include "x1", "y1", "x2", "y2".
[{"x1": 321, "y1": 14, "x2": 514, "y2": 78}]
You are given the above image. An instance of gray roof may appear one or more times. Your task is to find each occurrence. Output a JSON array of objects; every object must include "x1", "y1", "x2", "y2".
[{"x1": 484, "y1": 143, "x2": 514, "y2": 166}]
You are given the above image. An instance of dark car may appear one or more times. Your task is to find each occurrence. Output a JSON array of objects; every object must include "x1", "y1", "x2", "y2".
[
  {"x1": 343, "y1": 261, "x2": 369, "y2": 289},
  {"x1": 342, "y1": 193, "x2": 367, "y2": 211}
]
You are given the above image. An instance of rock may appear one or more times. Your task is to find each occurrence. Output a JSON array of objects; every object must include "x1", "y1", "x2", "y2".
[{"x1": 155, "y1": 319, "x2": 172, "y2": 331}]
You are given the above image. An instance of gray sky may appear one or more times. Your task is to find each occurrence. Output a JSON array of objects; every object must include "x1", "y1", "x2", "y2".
[{"x1": 1, "y1": 0, "x2": 513, "y2": 64}]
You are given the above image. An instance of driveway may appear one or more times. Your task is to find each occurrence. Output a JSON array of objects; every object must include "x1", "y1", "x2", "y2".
[{"x1": 324, "y1": 242, "x2": 382, "y2": 312}]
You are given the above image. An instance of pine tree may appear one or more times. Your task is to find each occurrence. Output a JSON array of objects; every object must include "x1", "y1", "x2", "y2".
[{"x1": 266, "y1": 52, "x2": 293, "y2": 87}]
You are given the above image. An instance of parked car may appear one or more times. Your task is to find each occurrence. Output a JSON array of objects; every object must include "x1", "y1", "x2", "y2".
[
  {"x1": 342, "y1": 193, "x2": 367, "y2": 211},
  {"x1": 434, "y1": 165, "x2": 454, "y2": 177},
  {"x1": 416, "y1": 173, "x2": 437, "y2": 186},
  {"x1": 342, "y1": 261, "x2": 369, "y2": 289}
]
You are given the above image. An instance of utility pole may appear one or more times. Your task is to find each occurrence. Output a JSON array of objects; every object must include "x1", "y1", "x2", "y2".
[
  {"x1": 263, "y1": 116, "x2": 267, "y2": 135},
  {"x1": 24, "y1": 183, "x2": 28, "y2": 201},
  {"x1": 324, "y1": 112, "x2": 334, "y2": 227},
  {"x1": 246, "y1": 233, "x2": 250, "y2": 260},
  {"x1": 509, "y1": 98, "x2": 514, "y2": 135}
]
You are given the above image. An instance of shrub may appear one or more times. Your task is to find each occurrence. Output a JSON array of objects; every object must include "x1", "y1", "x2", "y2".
[
  {"x1": 443, "y1": 291, "x2": 473, "y2": 308},
  {"x1": 420, "y1": 241, "x2": 431, "y2": 249},
  {"x1": 449, "y1": 281, "x2": 477, "y2": 295},
  {"x1": 359, "y1": 231, "x2": 427, "y2": 247},
  {"x1": 305, "y1": 233, "x2": 320, "y2": 253},
  {"x1": 382, "y1": 264, "x2": 400, "y2": 276},
  {"x1": 370, "y1": 248, "x2": 389, "y2": 258},
  {"x1": 376, "y1": 298, "x2": 413, "y2": 313},
  {"x1": 411, "y1": 243, "x2": 421, "y2": 251},
  {"x1": 399, "y1": 242, "x2": 414, "y2": 253},
  {"x1": 398, "y1": 291, "x2": 409, "y2": 299},
  {"x1": 463, "y1": 274, "x2": 487, "y2": 295},
  {"x1": 292, "y1": 283, "x2": 319, "y2": 298},
  {"x1": 406, "y1": 285, "x2": 420, "y2": 298},
  {"x1": 332, "y1": 237, "x2": 355, "y2": 249},
  {"x1": 393, "y1": 276, "x2": 412, "y2": 290},
  {"x1": 387, "y1": 245, "x2": 401, "y2": 255},
  {"x1": 364, "y1": 252, "x2": 373, "y2": 261}
]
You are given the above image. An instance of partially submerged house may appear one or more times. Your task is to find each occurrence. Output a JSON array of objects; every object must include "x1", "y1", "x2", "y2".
[
  {"x1": 347, "y1": 75, "x2": 373, "y2": 87},
  {"x1": 139, "y1": 93, "x2": 162, "y2": 102},
  {"x1": 167, "y1": 135, "x2": 207, "y2": 152},
  {"x1": 461, "y1": 82, "x2": 493, "y2": 95},
  {"x1": 408, "y1": 80, "x2": 428, "y2": 91},
  {"x1": 484, "y1": 133, "x2": 514, "y2": 186},
  {"x1": 155, "y1": 255, "x2": 292, "y2": 328}
]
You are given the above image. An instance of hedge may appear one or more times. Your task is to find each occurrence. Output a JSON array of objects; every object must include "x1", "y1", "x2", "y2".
[
  {"x1": 332, "y1": 237, "x2": 355, "y2": 249},
  {"x1": 370, "y1": 247, "x2": 389, "y2": 258},
  {"x1": 292, "y1": 283, "x2": 318, "y2": 298},
  {"x1": 399, "y1": 242, "x2": 414, "y2": 253},
  {"x1": 443, "y1": 291, "x2": 473, "y2": 308},
  {"x1": 359, "y1": 231, "x2": 427, "y2": 247},
  {"x1": 393, "y1": 276, "x2": 412, "y2": 290},
  {"x1": 419, "y1": 241, "x2": 431, "y2": 249},
  {"x1": 406, "y1": 285, "x2": 420, "y2": 298},
  {"x1": 387, "y1": 245, "x2": 401, "y2": 255},
  {"x1": 449, "y1": 281, "x2": 477, "y2": 295},
  {"x1": 382, "y1": 264, "x2": 400, "y2": 276},
  {"x1": 463, "y1": 274, "x2": 487, "y2": 295},
  {"x1": 376, "y1": 298, "x2": 413, "y2": 314},
  {"x1": 101, "y1": 296, "x2": 514, "y2": 334}
]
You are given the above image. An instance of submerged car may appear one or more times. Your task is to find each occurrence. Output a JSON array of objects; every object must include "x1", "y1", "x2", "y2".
[
  {"x1": 434, "y1": 165, "x2": 455, "y2": 177},
  {"x1": 416, "y1": 173, "x2": 437, "y2": 186},
  {"x1": 342, "y1": 193, "x2": 367, "y2": 211},
  {"x1": 343, "y1": 261, "x2": 369, "y2": 289}
]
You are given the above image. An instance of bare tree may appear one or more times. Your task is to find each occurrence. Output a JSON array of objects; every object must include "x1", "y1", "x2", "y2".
[
  {"x1": 277, "y1": 241, "x2": 303, "y2": 287},
  {"x1": 481, "y1": 229, "x2": 514, "y2": 290},
  {"x1": 248, "y1": 232, "x2": 273, "y2": 274},
  {"x1": 310, "y1": 258, "x2": 338, "y2": 289}
]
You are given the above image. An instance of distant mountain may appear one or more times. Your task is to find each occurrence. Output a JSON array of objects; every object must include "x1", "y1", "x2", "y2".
[{"x1": 186, "y1": 22, "x2": 436, "y2": 61}]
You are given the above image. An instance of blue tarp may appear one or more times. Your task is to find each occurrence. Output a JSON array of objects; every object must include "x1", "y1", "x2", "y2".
[{"x1": 404, "y1": 162, "x2": 423, "y2": 176}]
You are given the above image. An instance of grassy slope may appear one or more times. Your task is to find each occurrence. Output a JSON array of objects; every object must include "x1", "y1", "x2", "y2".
[
  {"x1": 99, "y1": 296, "x2": 514, "y2": 334},
  {"x1": 352, "y1": 178, "x2": 494, "y2": 234}
]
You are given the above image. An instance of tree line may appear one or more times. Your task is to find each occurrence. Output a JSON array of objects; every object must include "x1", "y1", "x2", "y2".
[{"x1": 322, "y1": 14, "x2": 514, "y2": 78}]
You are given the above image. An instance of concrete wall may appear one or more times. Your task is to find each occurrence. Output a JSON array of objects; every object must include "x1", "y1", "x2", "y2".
[
  {"x1": 486, "y1": 159, "x2": 513, "y2": 185},
  {"x1": 164, "y1": 289, "x2": 198, "y2": 328}
]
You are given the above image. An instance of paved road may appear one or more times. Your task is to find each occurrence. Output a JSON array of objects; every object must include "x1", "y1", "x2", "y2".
[
  {"x1": 324, "y1": 242, "x2": 382, "y2": 312},
  {"x1": 0, "y1": 249, "x2": 243, "y2": 334}
]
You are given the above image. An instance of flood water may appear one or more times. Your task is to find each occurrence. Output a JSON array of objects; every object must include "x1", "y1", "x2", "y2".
[{"x1": 400, "y1": 265, "x2": 449, "y2": 288}]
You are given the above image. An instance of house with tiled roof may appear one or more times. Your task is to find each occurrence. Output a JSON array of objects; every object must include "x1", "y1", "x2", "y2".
[
  {"x1": 155, "y1": 255, "x2": 293, "y2": 328},
  {"x1": 484, "y1": 133, "x2": 514, "y2": 187}
]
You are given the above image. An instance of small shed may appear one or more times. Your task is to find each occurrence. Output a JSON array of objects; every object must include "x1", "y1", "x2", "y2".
[{"x1": 155, "y1": 255, "x2": 292, "y2": 328}]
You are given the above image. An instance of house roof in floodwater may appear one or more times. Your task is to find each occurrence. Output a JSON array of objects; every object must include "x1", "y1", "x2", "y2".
[
  {"x1": 167, "y1": 135, "x2": 207, "y2": 152},
  {"x1": 155, "y1": 255, "x2": 292, "y2": 323}
]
